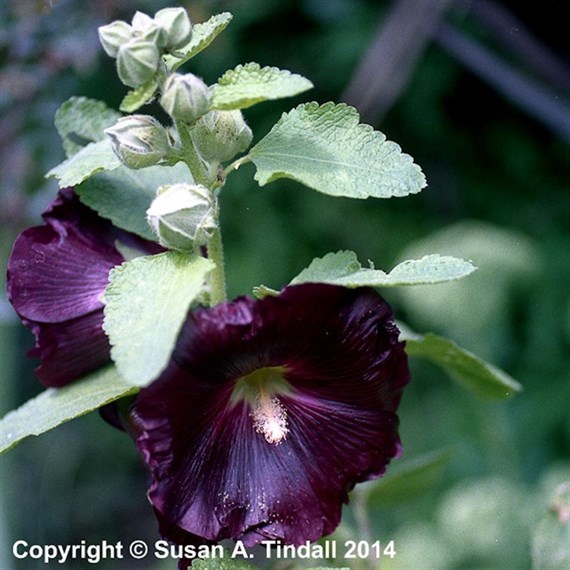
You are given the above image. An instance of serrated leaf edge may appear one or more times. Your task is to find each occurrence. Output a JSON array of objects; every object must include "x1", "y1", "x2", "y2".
[
  {"x1": 211, "y1": 63, "x2": 313, "y2": 110},
  {"x1": 250, "y1": 101, "x2": 427, "y2": 198},
  {"x1": 46, "y1": 139, "x2": 122, "y2": 188},
  {"x1": 0, "y1": 367, "x2": 136, "y2": 454},
  {"x1": 289, "y1": 250, "x2": 476, "y2": 287},
  {"x1": 166, "y1": 12, "x2": 233, "y2": 71}
]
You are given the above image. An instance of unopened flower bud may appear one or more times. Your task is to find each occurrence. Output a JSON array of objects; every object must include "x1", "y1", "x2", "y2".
[
  {"x1": 146, "y1": 183, "x2": 216, "y2": 251},
  {"x1": 98, "y1": 20, "x2": 133, "y2": 58},
  {"x1": 131, "y1": 11, "x2": 153, "y2": 28},
  {"x1": 105, "y1": 115, "x2": 170, "y2": 169},
  {"x1": 191, "y1": 110, "x2": 253, "y2": 162},
  {"x1": 154, "y1": 8, "x2": 192, "y2": 50},
  {"x1": 116, "y1": 38, "x2": 160, "y2": 88},
  {"x1": 160, "y1": 73, "x2": 211, "y2": 124},
  {"x1": 131, "y1": 11, "x2": 167, "y2": 47}
]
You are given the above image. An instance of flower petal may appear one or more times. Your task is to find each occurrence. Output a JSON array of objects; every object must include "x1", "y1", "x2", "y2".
[
  {"x1": 26, "y1": 310, "x2": 111, "y2": 387},
  {"x1": 7, "y1": 189, "x2": 123, "y2": 323},
  {"x1": 7, "y1": 188, "x2": 162, "y2": 386},
  {"x1": 152, "y1": 507, "x2": 214, "y2": 570},
  {"x1": 133, "y1": 284, "x2": 409, "y2": 544}
]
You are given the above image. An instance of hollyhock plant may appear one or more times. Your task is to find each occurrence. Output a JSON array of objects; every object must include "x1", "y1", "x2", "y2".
[
  {"x1": 125, "y1": 284, "x2": 408, "y2": 546},
  {"x1": 1, "y1": 7, "x2": 523, "y2": 570},
  {"x1": 6, "y1": 188, "x2": 161, "y2": 387}
]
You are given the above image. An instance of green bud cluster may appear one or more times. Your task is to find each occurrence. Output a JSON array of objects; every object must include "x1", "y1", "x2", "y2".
[
  {"x1": 98, "y1": 8, "x2": 192, "y2": 88},
  {"x1": 105, "y1": 115, "x2": 172, "y2": 169},
  {"x1": 98, "y1": 9, "x2": 256, "y2": 168},
  {"x1": 146, "y1": 183, "x2": 216, "y2": 251}
]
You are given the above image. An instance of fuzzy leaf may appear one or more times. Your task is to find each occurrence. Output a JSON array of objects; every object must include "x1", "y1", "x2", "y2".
[
  {"x1": 211, "y1": 63, "x2": 313, "y2": 110},
  {"x1": 103, "y1": 252, "x2": 214, "y2": 387},
  {"x1": 363, "y1": 449, "x2": 453, "y2": 507},
  {"x1": 400, "y1": 327, "x2": 522, "y2": 399},
  {"x1": 387, "y1": 256, "x2": 477, "y2": 284},
  {"x1": 54, "y1": 96, "x2": 121, "y2": 157},
  {"x1": 76, "y1": 162, "x2": 191, "y2": 241},
  {"x1": 250, "y1": 102, "x2": 426, "y2": 199},
  {"x1": 192, "y1": 557, "x2": 256, "y2": 570},
  {"x1": 165, "y1": 12, "x2": 233, "y2": 71},
  {"x1": 290, "y1": 251, "x2": 476, "y2": 287},
  {"x1": 120, "y1": 78, "x2": 158, "y2": 113},
  {"x1": 47, "y1": 139, "x2": 122, "y2": 187},
  {"x1": 0, "y1": 366, "x2": 135, "y2": 454}
]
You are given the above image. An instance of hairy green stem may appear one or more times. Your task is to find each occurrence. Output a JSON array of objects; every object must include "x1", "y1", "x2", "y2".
[
  {"x1": 222, "y1": 154, "x2": 252, "y2": 178},
  {"x1": 207, "y1": 201, "x2": 227, "y2": 305},
  {"x1": 175, "y1": 119, "x2": 227, "y2": 305},
  {"x1": 353, "y1": 490, "x2": 376, "y2": 569},
  {"x1": 175, "y1": 119, "x2": 210, "y2": 186}
]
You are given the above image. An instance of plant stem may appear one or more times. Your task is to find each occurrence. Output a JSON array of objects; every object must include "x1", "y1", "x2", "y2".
[
  {"x1": 222, "y1": 154, "x2": 252, "y2": 178},
  {"x1": 175, "y1": 119, "x2": 227, "y2": 304},
  {"x1": 175, "y1": 119, "x2": 210, "y2": 186},
  {"x1": 207, "y1": 201, "x2": 227, "y2": 305},
  {"x1": 353, "y1": 491, "x2": 376, "y2": 570}
]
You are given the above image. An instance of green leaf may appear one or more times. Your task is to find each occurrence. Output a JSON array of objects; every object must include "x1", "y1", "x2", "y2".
[
  {"x1": 386, "y1": 255, "x2": 477, "y2": 284},
  {"x1": 76, "y1": 162, "x2": 191, "y2": 241},
  {"x1": 0, "y1": 366, "x2": 136, "y2": 454},
  {"x1": 290, "y1": 251, "x2": 476, "y2": 287},
  {"x1": 103, "y1": 252, "x2": 214, "y2": 387},
  {"x1": 395, "y1": 221, "x2": 541, "y2": 359},
  {"x1": 46, "y1": 139, "x2": 122, "y2": 187},
  {"x1": 192, "y1": 556, "x2": 256, "y2": 570},
  {"x1": 211, "y1": 63, "x2": 313, "y2": 110},
  {"x1": 54, "y1": 96, "x2": 121, "y2": 157},
  {"x1": 362, "y1": 449, "x2": 453, "y2": 507},
  {"x1": 165, "y1": 12, "x2": 233, "y2": 72},
  {"x1": 400, "y1": 326, "x2": 523, "y2": 399},
  {"x1": 120, "y1": 78, "x2": 158, "y2": 113},
  {"x1": 250, "y1": 102, "x2": 426, "y2": 199}
]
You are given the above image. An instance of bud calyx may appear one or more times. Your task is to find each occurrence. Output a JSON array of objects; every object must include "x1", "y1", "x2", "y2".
[
  {"x1": 154, "y1": 8, "x2": 192, "y2": 50},
  {"x1": 116, "y1": 39, "x2": 161, "y2": 88},
  {"x1": 160, "y1": 73, "x2": 211, "y2": 124},
  {"x1": 98, "y1": 21, "x2": 133, "y2": 58},
  {"x1": 191, "y1": 110, "x2": 253, "y2": 162},
  {"x1": 146, "y1": 184, "x2": 216, "y2": 251},
  {"x1": 105, "y1": 115, "x2": 171, "y2": 169}
]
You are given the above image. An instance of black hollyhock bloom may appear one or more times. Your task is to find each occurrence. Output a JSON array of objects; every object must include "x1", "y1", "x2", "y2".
[
  {"x1": 130, "y1": 284, "x2": 409, "y2": 548},
  {"x1": 6, "y1": 188, "x2": 161, "y2": 386}
]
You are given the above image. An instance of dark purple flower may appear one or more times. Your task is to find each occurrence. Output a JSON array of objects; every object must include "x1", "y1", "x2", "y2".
[
  {"x1": 130, "y1": 284, "x2": 409, "y2": 548},
  {"x1": 6, "y1": 188, "x2": 160, "y2": 387}
]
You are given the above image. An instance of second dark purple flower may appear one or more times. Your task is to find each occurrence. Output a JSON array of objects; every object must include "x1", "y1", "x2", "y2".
[
  {"x1": 130, "y1": 283, "x2": 410, "y2": 548},
  {"x1": 6, "y1": 188, "x2": 161, "y2": 387}
]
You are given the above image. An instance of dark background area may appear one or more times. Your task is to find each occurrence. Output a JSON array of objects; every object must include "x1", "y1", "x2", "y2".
[{"x1": 1, "y1": 1, "x2": 569, "y2": 568}]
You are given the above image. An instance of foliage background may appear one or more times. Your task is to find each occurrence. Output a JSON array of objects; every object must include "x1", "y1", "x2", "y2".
[{"x1": 1, "y1": 0, "x2": 569, "y2": 568}]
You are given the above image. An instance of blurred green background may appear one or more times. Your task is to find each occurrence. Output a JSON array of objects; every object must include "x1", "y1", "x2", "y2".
[{"x1": 1, "y1": 1, "x2": 569, "y2": 569}]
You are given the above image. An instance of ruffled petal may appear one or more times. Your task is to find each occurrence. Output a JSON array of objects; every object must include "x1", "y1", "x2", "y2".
[
  {"x1": 151, "y1": 507, "x2": 216, "y2": 570},
  {"x1": 26, "y1": 310, "x2": 111, "y2": 387},
  {"x1": 133, "y1": 284, "x2": 409, "y2": 545},
  {"x1": 172, "y1": 284, "x2": 407, "y2": 409},
  {"x1": 6, "y1": 188, "x2": 162, "y2": 386},
  {"x1": 7, "y1": 189, "x2": 123, "y2": 322}
]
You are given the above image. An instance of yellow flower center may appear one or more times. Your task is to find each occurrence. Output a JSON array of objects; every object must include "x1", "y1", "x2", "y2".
[{"x1": 231, "y1": 367, "x2": 291, "y2": 445}]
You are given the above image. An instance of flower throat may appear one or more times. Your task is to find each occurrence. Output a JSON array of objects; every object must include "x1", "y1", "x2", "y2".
[{"x1": 231, "y1": 367, "x2": 291, "y2": 445}]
